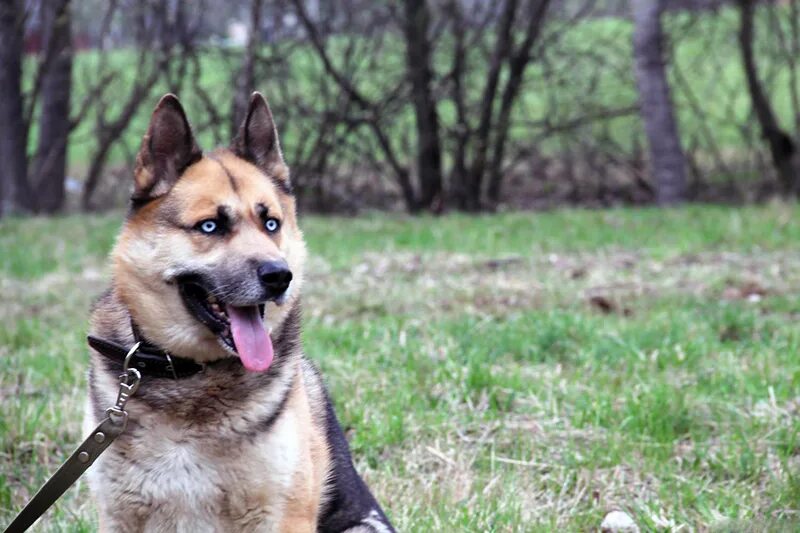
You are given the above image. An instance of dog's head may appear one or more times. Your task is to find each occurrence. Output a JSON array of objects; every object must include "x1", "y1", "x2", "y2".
[{"x1": 112, "y1": 93, "x2": 306, "y2": 372}]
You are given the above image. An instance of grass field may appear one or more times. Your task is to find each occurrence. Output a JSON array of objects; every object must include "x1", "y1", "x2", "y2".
[{"x1": 1, "y1": 205, "x2": 800, "y2": 531}]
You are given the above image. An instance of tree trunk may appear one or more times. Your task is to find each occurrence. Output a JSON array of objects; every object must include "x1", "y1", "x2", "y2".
[
  {"x1": 403, "y1": 0, "x2": 443, "y2": 211},
  {"x1": 82, "y1": 59, "x2": 165, "y2": 210},
  {"x1": 487, "y1": 0, "x2": 550, "y2": 207},
  {"x1": 632, "y1": 0, "x2": 687, "y2": 205},
  {"x1": 461, "y1": 0, "x2": 518, "y2": 211},
  {"x1": 232, "y1": 0, "x2": 263, "y2": 137},
  {"x1": 447, "y1": 0, "x2": 470, "y2": 211},
  {"x1": 738, "y1": 0, "x2": 797, "y2": 195},
  {"x1": 32, "y1": 0, "x2": 73, "y2": 213},
  {"x1": 0, "y1": 0, "x2": 32, "y2": 215}
]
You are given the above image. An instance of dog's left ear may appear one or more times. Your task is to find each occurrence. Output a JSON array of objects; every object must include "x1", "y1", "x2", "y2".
[
  {"x1": 133, "y1": 94, "x2": 202, "y2": 202},
  {"x1": 231, "y1": 92, "x2": 290, "y2": 190}
]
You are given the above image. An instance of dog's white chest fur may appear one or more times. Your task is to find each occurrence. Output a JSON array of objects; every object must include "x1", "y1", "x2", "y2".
[{"x1": 84, "y1": 395, "x2": 307, "y2": 533}]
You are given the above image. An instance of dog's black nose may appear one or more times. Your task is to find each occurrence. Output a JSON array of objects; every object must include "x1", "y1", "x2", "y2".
[{"x1": 257, "y1": 260, "x2": 292, "y2": 297}]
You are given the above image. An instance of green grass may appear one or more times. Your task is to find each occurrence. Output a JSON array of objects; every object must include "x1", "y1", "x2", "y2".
[
  {"x1": 2, "y1": 204, "x2": 800, "y2": 530},
  {"x1": 2, "y1": 204, "x2": 797, "y2": 278}
]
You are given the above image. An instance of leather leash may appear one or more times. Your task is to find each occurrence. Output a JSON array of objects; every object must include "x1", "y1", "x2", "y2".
[{"x1": 3, "y1": 343, "x2": 143, "y2": 533}]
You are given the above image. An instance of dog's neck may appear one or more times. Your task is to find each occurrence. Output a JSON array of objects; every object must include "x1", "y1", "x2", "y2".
[{"x1": 88, "y1": 287, "x2": 304, "y2": 421}]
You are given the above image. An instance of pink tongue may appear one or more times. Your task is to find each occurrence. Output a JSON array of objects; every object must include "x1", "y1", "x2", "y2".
[{"x1": 226, "y1": 305, "x2": 273, "y2": 372}]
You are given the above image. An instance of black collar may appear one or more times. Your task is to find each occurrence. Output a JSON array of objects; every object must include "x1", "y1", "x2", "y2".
[{"x1": 87, "y1": 334, "x2": 206, "y2": 379}]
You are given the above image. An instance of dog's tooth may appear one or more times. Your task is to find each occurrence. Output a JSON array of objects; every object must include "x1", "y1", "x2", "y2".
[{"x1": 207, "y1": 295, "x2": 218, "y2": 304}]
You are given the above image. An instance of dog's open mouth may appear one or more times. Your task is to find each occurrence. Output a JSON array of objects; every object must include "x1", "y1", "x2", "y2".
[{"x1": 178, "y1": 279, "x2": 273, "y2": 372}]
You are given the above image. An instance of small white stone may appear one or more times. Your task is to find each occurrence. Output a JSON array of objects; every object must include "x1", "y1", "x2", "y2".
[{"x1": 601, "y1": 510, "x2": 639, "y2": 532}]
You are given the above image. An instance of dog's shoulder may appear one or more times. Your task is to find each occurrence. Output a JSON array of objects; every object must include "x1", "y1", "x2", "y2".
[{"x1": 301, "y1": 359, "x2": 395, "y2": 533}]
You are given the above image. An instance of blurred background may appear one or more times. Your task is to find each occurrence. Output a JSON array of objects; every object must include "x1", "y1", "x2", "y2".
[
  {"x1": 2, "y1": 1, "x2": 800, "y2": 531},
  {"x1": 1, "y1": 0, "x2": 799, "y2": 215}
]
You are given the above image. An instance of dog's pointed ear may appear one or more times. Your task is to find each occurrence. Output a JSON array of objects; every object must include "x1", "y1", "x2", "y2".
[
  {"x1": 231, "y1": 92, "x2": 290, "y2": 190},
  {"x1": 133, "y1": 94, "x2": 202, "y2": 202}
]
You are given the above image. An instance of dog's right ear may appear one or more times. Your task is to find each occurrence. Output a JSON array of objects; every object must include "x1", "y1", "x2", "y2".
[{"x1": 133, "y1": 94, "x2": 202, "y2": 203}]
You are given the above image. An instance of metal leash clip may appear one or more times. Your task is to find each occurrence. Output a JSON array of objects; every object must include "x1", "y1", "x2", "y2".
[
  {"x1": 2, "y1": 340, "x2": 145, "y2": 533},
  {"x1": 105, "y1": 341, "x2": 142, "y2": 428}
]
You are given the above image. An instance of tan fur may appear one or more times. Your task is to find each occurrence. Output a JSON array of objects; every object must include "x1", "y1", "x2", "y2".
[
  {"x1": 84, "y1": 359, "x2": 329, "y2": 532},
  {"x1": 85, "y1": 142, "x2": 325, "y2": 530},
  {"x1": 113, "y1": 151, "x2": 306, "y2": 364},
  {"x1": 277, "y1": 368, "x2": 331, "y2": 533},
  {"x1": 84, "y1": 95, "x2": 391, "y2": 532}
]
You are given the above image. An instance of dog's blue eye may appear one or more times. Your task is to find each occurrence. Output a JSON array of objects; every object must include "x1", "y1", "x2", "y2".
[
  {"x1": 199, "y1": 220, "x2": 217, "y2": 234},
  {"x1": 265, "y1": 218, "x2": 280, "y2": 233}
]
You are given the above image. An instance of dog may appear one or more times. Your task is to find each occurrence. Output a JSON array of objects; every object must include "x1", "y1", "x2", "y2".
[{"x1": 82, "y1": 93, "x2": 394, "y2": 532}]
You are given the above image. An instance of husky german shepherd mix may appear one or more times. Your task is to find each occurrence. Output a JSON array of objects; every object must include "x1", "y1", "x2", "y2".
[{"x1": 83, "y1": 93, "x2": 394, "y2": 532}]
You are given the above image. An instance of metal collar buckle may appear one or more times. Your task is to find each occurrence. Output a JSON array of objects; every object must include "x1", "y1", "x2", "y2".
[{"x1": 105, "y1": 342, "x2": 142, "y2": 428}]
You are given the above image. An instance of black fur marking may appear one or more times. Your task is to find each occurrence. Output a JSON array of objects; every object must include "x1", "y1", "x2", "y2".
[
  {"x1": 217, "y1": 205, "x2": 232, "y2": 222},
  {"x1": 210, "y1": 156, "x2": 240, "y2": 194},
  {"x1": 208, "y1": 205, "x2": 234, "y2": 236},
  {"x1": 272, "y1": 302, "x2": 302, "y2": 358},
  {"x1": 128, "y1": 195, "x2": 155, "y2": 212},
  {"x1": 251, "y1": 383, "x2": 292, "y2": 437},
  {"x1": 317, "y1": 387, "x2": 395, "y2": 532},
  {"x1": 271, "y1": 177, "x2": 293, "y2": 196}
]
